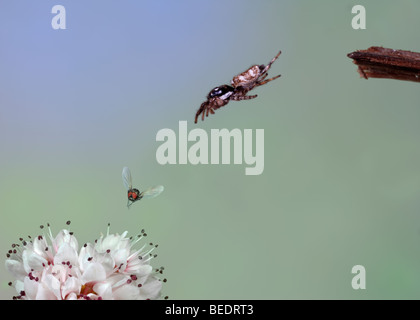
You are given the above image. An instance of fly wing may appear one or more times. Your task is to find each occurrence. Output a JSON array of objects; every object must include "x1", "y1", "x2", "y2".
[
  {"x1": 122, "y1": 167, "x2": 133, "y2": 190},
  {"x1": 141, "y1": 185, "x2": 164, "y2": 199}
]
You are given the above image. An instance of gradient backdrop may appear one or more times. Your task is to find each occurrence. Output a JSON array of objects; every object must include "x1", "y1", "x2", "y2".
[{"x1": 1, "y1": 0, "x2": 420, "y2": 299}]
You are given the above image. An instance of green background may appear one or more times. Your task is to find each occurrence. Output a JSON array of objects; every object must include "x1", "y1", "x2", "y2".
[{"x1": 1, "y1": 0, "x2": 420, "y2": 299}]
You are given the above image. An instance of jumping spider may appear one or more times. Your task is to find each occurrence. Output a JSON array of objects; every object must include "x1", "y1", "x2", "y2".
[{"x1": 194, "y1": 51, "x2": 282, "y2": 123}]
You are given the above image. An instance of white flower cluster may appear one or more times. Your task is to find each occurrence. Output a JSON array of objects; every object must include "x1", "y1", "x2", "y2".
[{"x1": 5, "y1": 223, "x2": 166, "y2": 300}]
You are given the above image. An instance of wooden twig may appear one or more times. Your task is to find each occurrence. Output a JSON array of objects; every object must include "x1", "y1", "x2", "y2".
[{"x1": 347, "y1": 46, "x2": 420, "y2": 83}]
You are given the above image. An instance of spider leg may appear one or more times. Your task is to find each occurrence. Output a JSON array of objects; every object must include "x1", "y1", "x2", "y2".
[
  {"x1": 230, "y1": 94, "x2": 258, "y2": 101},
  {"x1": 256, "y1": 74, "x2": 281, "y2": 87},
  {"x1": 195, "y1": 101, "x2": 208, "y2": 123},
  {"x1": 260, "y1": 51, "x2": 282, "y2": 75},
  {"x1": 259, "y1": 73, "x2": 268, "y2": 82},
  {"x1": 194, "y1": 111, "x2": 201, "y2": 124}
]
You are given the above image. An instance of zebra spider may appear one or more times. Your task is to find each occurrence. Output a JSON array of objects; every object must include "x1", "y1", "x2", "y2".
[{"x1": 195, "y1": 51, "x2": 282, "y2": 123}]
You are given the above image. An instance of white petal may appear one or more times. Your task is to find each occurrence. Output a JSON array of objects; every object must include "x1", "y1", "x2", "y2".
[
  {"x1": 86, "y1": 293, "x2": 100, "y2": 300},
  {"x1": 96, "y1": 234, "x2": 118, "y2": 252},
  {"x1": 138, "y1": 264, "x2": 153, "y2": 276},
  {"x1": 97, "y1": 232, "x2": 130, "y2": 253},
  {"x1": 112, "y1": 284, "x2": 139, "y2": 300},
  {"x1": 112, "y1": 275, "x2": 130, "y2": 288},
  {"x1": 65, "y1": 292, "x2": 78, "y2": 300},
  {"x1": 33, "y1": 236, "x2": 49, "y2": 259},
  {"x1": 54, "y1": 242, "x2": 79, "y2": 267},
  {"x1": 53, "y1": 229, "x2": 78, "y2": 254},
  {"x1": 23, "y1": 277, "x2": 38, "y2": 300},
  {"x1": 43, "y1": 274, "x2": 62, "y2": 300},
  {"x1": 81, "y1": 262, "x2": 106, "y2": 283},
  {"x1": 93, "y1": 282, "x2": 113, "y2": 300},
  {"x1": 33, "y1": 236, "x2": 54, "y2": 262},
  {"x1": 51, "y1": 265, "x2": 67, "y2": 283},
  {"x1": 139, "y1": 276, "x2": 162, "y2": 300},
  {"x1": 126, "y1": 262, "x2": 152, "y2": 275},
  {"x1": 78, "y1": 243, "x2": 96, "y2": 271},
  {"x1": 98, "y1": 252, "x2": 115, "y2": 276},
  {"x1": 5, "y1": 259, "x2": 27, "y2": 281},
  {"x1": 22, "y1": 250, "x2": 48, "y2": 273},
  {"x1": 15, "y1": 279, "x2": 25, "y2": 294},
  {"x1": 35, "y1": 282, "x2": 58, "y2": 300},
  {"x1": 101, "y1": 273, "x2": 126, "y2": 287},
  {"x1": 62, "y1": 276, "x2": 81, "y2": 298},
  {"x1": 113, "y1": 248, "x2": 129, "y2": 267}
]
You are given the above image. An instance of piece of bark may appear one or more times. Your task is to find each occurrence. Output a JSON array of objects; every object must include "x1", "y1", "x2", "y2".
[{"x1": 347, "y1": 46, "x2": 420, "y2": 83}]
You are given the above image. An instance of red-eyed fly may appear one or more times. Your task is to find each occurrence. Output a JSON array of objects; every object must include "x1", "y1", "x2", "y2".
[{"x1": 122, "y1": 167, "x2": 164, "y2": 208}]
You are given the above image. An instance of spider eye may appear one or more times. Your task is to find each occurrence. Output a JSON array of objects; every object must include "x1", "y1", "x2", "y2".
[{"x1": 209, "y1": 85, "x2": 233, "y2": 98}]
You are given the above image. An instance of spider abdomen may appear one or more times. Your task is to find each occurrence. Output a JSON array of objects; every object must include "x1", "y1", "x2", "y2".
[{"x1": 231, "y1": 65, "x2": 261, "y2": 88}]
